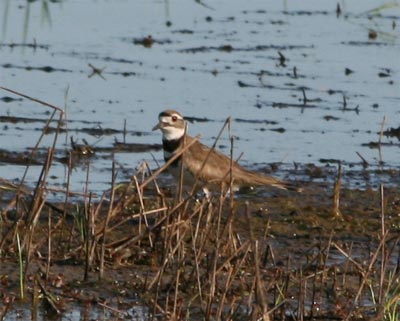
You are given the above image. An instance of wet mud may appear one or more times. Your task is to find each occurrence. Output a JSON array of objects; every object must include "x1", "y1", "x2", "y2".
[{"x1": 0, "y1": 179, "x2": 399, "y2": 320}]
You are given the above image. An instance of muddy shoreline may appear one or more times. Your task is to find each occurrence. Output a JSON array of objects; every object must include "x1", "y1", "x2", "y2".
[{"x1": 1, "y1": 172, "x2": 399, "y2": 320}]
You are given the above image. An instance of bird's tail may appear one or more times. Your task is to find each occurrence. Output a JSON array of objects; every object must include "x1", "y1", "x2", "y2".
[
  {"x1": 271, "y1": 180, "x2": 302, "y2": 192},
  {"x1": 234, "y1": 168, "x2": 302, "y2": 192}
]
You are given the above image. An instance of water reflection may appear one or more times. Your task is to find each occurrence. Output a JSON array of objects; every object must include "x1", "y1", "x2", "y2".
[{"x1": 1, "y1": 0, "x2": 54, "y2": 44}]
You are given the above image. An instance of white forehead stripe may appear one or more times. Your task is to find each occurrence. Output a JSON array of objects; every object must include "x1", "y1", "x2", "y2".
[{"x1": 160, "y1": 116, "x2": 170, "y2": 122}]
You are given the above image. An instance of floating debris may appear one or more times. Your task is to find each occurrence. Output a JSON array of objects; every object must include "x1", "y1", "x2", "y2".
[
  {"x1": 368, "y1": 29, "x2": 378, "y2": 40},
  {"x1": 323, "y1": 115, "x2": 340, "y2": 121},
  {"x1": 345, "y1": 67, "x2": 354, "y2": 75},
  {"x1": 383, "y1": 126, "x2": 400, "y2": 140}
]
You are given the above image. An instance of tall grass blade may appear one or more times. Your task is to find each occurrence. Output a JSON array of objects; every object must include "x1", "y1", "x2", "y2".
[{"x1": 16, "y1": 233, "x2": 24, "y2": 299}]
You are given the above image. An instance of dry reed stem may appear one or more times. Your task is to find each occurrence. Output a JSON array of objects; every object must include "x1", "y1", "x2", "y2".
[
  {"x1": 189, "y1": 212, "x2": 205, "y2": 308},
  {"x1": 97, "y1": 301, "x2": 126, "y2": 314},
  {"x1": 45, "y1": 208, "x2": 52, "y2": 283},
  {"x1": 216, "y1": 265, "x2": 234, "y2": 320},
  {"x1": 24, "y1": 148, "x2": 54, "y2": 281},
  {"x1": 188, "y1": 117, "x2": 232, "y2": 197},
  {"x1": 335, "y1": 231, "x2": 389, "y2": 321},
  {"x1": 0, "y1": 87, "x2": 64, "y2": 215},
  {"x1": 107, "y1": 178, "x2": 137, "y2": 221},
  {"x1": 332, "y1": 162, "x2": 342, "y2": 218},
  {"x1": 84, "y1": 192, "x2": 93, "y2": 281},
  {"x1": 99, "y1": 159, "x2": 117, "y2": 280},
  {"x1": 205, "y1": 195, "x2": 224, "y2": 320},
  {"x1": 0, "y1": 88, "x2": 67, "y2": 284},
  {"x1": 356, "y1": 151, "x2": 369, "y2": 168},
  {"x1": 0, "y1": 86, "x2": 64, "y2": 114},
  {"x1": 35, "y1": 276, "x2": 61, "y2": 315},
  {"x1": 108, "y1": 208, "x2": 171, "y2": 255},
  {"x1": 103, "y1": 206, "x2": 168, "y2": 241},
  {"x1": 378, "y1": 115, "x2": 386, "y2": 165},
  {"x1": 378, "y1": 184, "x2": 386, "y2": 305},
  {"x1": 246, "y1": 201, "x2": 270, "y2": 321},
  {"x1": 134, "y1": 176, "x2": 153, "y2": 248}
]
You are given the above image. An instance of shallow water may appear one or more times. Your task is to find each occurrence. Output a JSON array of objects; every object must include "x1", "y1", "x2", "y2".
[{"x1": 0, "y1": 0, "x2": 399, "y2": 195}]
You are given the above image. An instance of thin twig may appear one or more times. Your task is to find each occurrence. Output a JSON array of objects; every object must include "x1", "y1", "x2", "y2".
[{"x1": 378, "y1": 116, "x2": 386, "y2": 165}]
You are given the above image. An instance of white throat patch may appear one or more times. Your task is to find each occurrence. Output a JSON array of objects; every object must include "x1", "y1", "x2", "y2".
[{"x1": 162, "y1": 126, "x2": 185, "y2": 141}]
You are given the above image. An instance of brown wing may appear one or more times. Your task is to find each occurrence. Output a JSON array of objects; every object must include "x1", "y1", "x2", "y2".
[
  {"x1": 181, "y1": 135, "x2": 298, "y2": 191},
  {"x1": 181, "y1": 136, "x2": 235, "y2": 183}
]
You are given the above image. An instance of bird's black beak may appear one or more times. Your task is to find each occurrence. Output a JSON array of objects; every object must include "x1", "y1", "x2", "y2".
[{"x1": 152, "y1": 122, "x2": 161, "y2": 131}]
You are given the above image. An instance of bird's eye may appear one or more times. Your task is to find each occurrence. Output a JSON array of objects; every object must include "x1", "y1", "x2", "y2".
[{"x1": 171, "y1": 115, "x2": 178, "y2": 122}]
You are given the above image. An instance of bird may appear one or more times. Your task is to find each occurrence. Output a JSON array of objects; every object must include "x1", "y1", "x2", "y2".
[{"x1": 152, "y1": 109, "x2": 300, "y2": 193}]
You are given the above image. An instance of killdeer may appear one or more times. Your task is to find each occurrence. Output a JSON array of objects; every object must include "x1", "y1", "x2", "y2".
[{"x1": 153, "y1": 109, "x2": 299, "y2": 192}]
